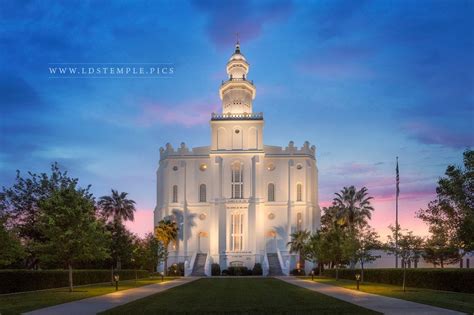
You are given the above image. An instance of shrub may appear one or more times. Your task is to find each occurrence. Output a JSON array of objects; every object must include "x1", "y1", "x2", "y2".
[
  {"x1": 167, "y1": 262, "x2": 184, "y2": 276},
  {"x1": 0, "y1": 269, "x2": 150, "y2": 294},
  {"x1": 290, "y1": 268, "x2": 306, "y2": 276},
  {"x1": 221, "y1": 269, "x2": 229, "y2": 276},
  {"x1": 252, "y1": 263, "x2": 263, "y2": 276},
  {"x1": 322, "y1": 268, "x2": 474, "y2": 293},
  {"x1": 227, "y1": 266, "x2": 252, "y2": 276},
  {"x1": 211, "y1": 263, "x2": 221, "y2": 276}
]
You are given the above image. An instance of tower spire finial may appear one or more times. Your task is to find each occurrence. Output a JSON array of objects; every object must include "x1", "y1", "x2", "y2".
[{"x1": 235, "y1": 32, "x2": 240, "y2": 53}]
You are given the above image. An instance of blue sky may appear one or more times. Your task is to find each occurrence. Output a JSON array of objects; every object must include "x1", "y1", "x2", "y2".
[{"x1": 1, "y1": 0, "x2": 473, "y2": 237}]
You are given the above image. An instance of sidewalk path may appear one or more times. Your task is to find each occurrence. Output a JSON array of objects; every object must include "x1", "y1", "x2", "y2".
[
  {"x1": 24, "y1": 277, "x2": 200, "y2": 315},
  {"x1": 276, "y1": 277, "x2": 464, "y2": 315}
]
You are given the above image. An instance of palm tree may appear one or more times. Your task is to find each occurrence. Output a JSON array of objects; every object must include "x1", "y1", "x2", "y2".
[
  {"x1": 287, "y1": 230, "x2": 310, "y2": 270},
  {"x1": 98, "y1": 190, "x2": 136, "y2": 272},
  {"x1": 155, "y1": 219, "x2": 178, "y2": 275},
  {"x1": 333, "y1": 186, "x2": 374, "y2": 231},
  {"x1": 98, "y1": 189, "x2": 136, "y2": 223}
]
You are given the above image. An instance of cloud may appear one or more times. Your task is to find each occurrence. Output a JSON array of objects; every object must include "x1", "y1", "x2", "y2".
[
  {"x1": 334, "y1": 162, "x2": 378, "y2": 175},
  {"x1": 136, "y1": 99, "x2": 219, "y2": 128},
  {"x1": 403, "y1": 122, "x2": 474, "y2": 149},
  {"x1": 192, "y1": 0, "x2": 292, "y2": 48}
]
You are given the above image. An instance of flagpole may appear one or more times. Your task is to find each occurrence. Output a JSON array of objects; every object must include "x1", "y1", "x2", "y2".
[{"x1": 395, "y1": 156, "x2": 399, "y2": 268}]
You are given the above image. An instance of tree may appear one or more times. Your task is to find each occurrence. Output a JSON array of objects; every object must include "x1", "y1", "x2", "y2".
[
  {"x1": 416, "y1": 149, "x2": 474, "y2": 252},
  {"x1": 305, "y1": 231, "x2": 326, "y2": 275},
  {"x1": 155, "y1": 219, "x2": 178, "y2": 275},
  {"x1": 133, "y1": 233, "x2": 166, "y2": 272},
  {"x1": 98, "y1": 190, "x2": 136, "y2": 270},
  {"x1": 106, "y1": 221, "x2": 135, "y2": 270},
  {"x1": 35, "y1": 187, "x2": 109, "y2": 292},
  {"x1": 287, "y1": 230, "x2": 310, "y2": 270},
  {"x1": 0, "y1": 214, "x2": 25, "y2": 268},
  {"x1": 386, "y1": 225, "x2": 424, "y2": 292},
  {"x1": 322, "y1": 226, "x2": 347, "y2": 280},
  {"x1": 98, "y1": 190, "x2": 136, "y2": 223},
  {"x1": 1, "y1": 163, "x2": 81, "y2": 268},
  {"x1": 333, "y1": 186, "x2": 374, "y2": 232},
  {"x1": 353, "y1": 227, "x2": 381, "y2": 282},
  {"x1": 423, "y1": 227, "x2": 460, "y2": 268}
]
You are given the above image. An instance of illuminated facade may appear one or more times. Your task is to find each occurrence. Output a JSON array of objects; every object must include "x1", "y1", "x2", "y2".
[{"x1": 154, "y1": 43, "x2": 320, "y2": 276}]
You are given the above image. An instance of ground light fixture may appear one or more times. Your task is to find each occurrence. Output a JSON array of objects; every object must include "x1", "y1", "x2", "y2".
[
  {"x1": 160, "y1": 272, "x2": 164, "y2": 282},
  {"x1": 355, "y1": 273, "x2": 361, "y2": 290},
  {"x1": 311, "y1": 270, "x2": 315, "y2": 281},
  {"x1": 114, "y1": 274, "x2": 120, "y2": 291}
]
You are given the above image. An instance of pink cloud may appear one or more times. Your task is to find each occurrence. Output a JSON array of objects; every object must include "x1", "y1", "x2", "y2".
[
  {"x1": 137, "y1": 100, "x2": 219, "y2": 128},
  {"x1": 403, "y1": 121, "x2": 474, "y2": 148},
  {"x1": 125, "y1": 209, "x2": 154, "y2": 238}
]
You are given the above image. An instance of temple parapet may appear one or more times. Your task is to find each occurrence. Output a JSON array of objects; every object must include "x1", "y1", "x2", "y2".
[
  {"x1": 264, "y1": 141, "x2": 316, "y2": 158},
  {"x1": 159, "y1": 143, "x2": 210, "y2": 160}
]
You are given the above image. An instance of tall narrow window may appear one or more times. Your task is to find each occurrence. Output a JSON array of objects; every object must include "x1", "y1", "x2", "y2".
[
  {"x1": 268, "y1": 183, "x2": 275, "y2": 202},
  {"x1": 199, "y1": 184, "x2": 206, "y2": 202},
  {"x1": 231, "y1": 162, "x2": 243, "y2": 199},
  {"x1": 297, "y1": 212, "x2": 303, "y2": 231},
  {"x1": 230, "y1": 213, "x2": 244, "y2": 251},
  {"x1": 296, "y1": 183, "x2": 302, "y2": 201},
  {"x1": 172, "y1": 185, "x2": 178, "y2": 203}
]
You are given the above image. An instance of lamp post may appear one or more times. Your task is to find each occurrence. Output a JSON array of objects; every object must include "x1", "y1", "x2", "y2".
[
  {"x1": 114, "y1": 274, "x2": 120, "y2": 291},
  {"x1": 160, "y1": 271, "x2": 164, "y2": 282},
  {"x1": 311, "y1": 270, "x2": 314, "y2": 281},
  {"x1": 355, "y1": 273, "x2": 361, "y2": 290}
]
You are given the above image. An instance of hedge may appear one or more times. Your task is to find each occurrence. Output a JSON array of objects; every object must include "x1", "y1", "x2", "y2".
[
  {"x1": 322, "y1": 268, "x2": 474, "y2": 293},
  {"x1": 0, "y1": 269, "x2": 150, "y2": 294}
]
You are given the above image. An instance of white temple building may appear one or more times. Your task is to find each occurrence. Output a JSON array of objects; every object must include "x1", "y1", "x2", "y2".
[{"x1": 154, "y1": 42, "x2": 321, "y2": 276}]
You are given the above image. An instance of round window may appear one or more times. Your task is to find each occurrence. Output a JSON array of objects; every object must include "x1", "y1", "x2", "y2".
[
  {"x1": 267, "y1": 163, "x2": 275, "y2": 171},
  {"x1": 172, "y1": 166, "x2": 178, "y2": 171},
  {"x1": 296, "y1": 164, "x2": 303, "y2": 170},
  {"x1": 199, "y1": 213, "x2": 207, "y2": 220},
  {"x1": 268, "y1": 213, "x2": 275, "y2": 220},
  {"x1": 199, "y1": 163, "x2": 207, "y2": 171},
  {"x1": 235, "y1": 129, "x2": 240, "y2": 134}
]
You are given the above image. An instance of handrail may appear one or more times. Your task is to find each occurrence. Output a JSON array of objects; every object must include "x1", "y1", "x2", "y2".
[
  {"x1": 263, "y1": 252, "x2": 269, "y2": 276},
  {"x1": 204, "y1": 252, "x2": 211, "y2": 277},
  {"x1": 211, "y1": 112, "x2": 263, "y2": 120},
  {"x1": 277, "y1": 248, "x2": 289, "y2": 276},
  {"x1": 185, "y1": 251, "x2": 197, "y2": 277}
]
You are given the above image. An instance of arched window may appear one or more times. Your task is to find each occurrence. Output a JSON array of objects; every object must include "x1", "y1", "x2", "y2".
[
  {"x1": 268, "y1": 183, "x2": 275, "y2": 202},
  {"x1": 296, "y1": 183, "x2": 302, "y2": 201},
  {"x1": 199, "y1": 184, "x2": 206, "y2": 202},
  {"x1": 231, "y1": 162, "x2": 243, "y2": 199},
  {"x1": 172, "y1": 185, "x2": 178, "y2": 203}
]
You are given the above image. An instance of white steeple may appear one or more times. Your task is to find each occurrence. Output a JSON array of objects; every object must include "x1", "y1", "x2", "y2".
[{"x1": 219, "y1": 42, "x2": 256, "y2": 114}]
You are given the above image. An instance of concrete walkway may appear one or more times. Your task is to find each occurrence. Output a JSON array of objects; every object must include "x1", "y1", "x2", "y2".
[
  {"x1": 24, "y1": 277, "x2": 200, "y2": 315},
  {"x1": 276, "y1": 277, "x2": 465, "y2": 315}
]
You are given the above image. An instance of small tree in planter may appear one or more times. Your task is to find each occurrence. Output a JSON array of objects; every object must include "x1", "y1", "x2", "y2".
[
  {"x1": 155, "y1": 219, "x2": 178, "y2": 275},
  {"x1": 386, "y1": 225, "x2": 424, "y2": 292},
  {"x1": 287, "y1": 230, "x2": 310, "y2": 270},
  {"x1": 211, "y1": 263, "x2": 221, "y2": 276}
]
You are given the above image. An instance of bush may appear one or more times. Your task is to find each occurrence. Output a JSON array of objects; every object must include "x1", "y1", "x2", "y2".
[
  {"x1": 322, "y1": 268, "x2": 474, "y2": 293},
  {"x1": 290, "y1": 268, "x2": 306, "y2": 276},
  {"x1": 211, "y1": 263, "x2": 221, "y2": 276},
  {"x1": 221, "y1": 269, "x2": 229, "y2": 276},
  {"x1": 252, "y1": 263, "x2": 263, "y2": 276},
  {"x1": 167, "y1": 262, "x2": 184, "y2": 276},
  {"x1": 0, "y1": 269, "x2": 150, "y2": 294},
  {"x1": 227, "y1": 266, "x2": 252, "y2": 276}
]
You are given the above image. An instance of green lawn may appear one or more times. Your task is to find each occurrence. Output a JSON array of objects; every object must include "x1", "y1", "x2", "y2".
[
  {"x1": 100, "y1": 278, "x2": 380, "y2": 315},
  {"x1": 0, "y1": 276, "x2": 177, "y2": 315},
  {"x1": 306, "y1": 277, "x2": 474, "y2": 314}
]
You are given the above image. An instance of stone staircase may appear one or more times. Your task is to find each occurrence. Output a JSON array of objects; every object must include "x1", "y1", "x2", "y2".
[
  {"x1": 191, "y1": 253, "x2": 207, "y2": 276},
  {"x1": 267, "y1": 253, "x2": 283, "y2": 276}
]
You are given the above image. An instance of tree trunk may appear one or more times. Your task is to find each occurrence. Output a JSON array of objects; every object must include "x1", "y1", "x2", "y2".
[
  {"x1": 335, "y1": 265, "x2": 339, "y2": 281},
  {"x1": 361, "y1": 261, "x2": 365, "y2": 282},
  {"x1": 299, "y1": 254, "x2": 305, "y2": 270},
  {"x1": 319, "y1": 263, "x2": 322, "y2": 276},
  {"x1": 117, "y1": 257, "x2": 121, "y2": 270},
  {"x1": 164, "y1": 255, "x2": 168, "y2": 276},
  {"x1": 402, "y1": 264, "x2": 406, "y2": 292},
  {"x1": 68, "y1": 264, "x2": 73, "y2": 293},
  {"x1": 440, "y1": 258, "x2": 444, "y2": 269},
  {"x1": 111, "y1": 266, "x2": 114, "y2": 286}
]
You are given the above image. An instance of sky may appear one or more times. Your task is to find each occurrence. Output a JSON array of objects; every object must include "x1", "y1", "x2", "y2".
[{"x1": 1, "y1": 0, "x2": 473, "y2": 240}]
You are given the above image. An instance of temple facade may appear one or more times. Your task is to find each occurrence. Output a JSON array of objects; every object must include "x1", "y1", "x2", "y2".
[{"x1": 154, "y1": 43, "x2": 321, "y2": 276}]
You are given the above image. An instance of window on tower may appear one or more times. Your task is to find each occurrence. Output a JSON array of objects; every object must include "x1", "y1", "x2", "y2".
[
  {"x1": 199, "y1": 184, "x2": 206, "y2": 202},
  {"x1": 231, "y1": 162, "x2": 243, "y2": 199},
  {"x1": 297, "y1": 183, "x2": 302, "y2": 201},
  {"x1": 268, "y1": 183, "x2": 275, "y2": 202},
  {"x1": 172, "y1": 185, "x2": 178, "y2": 203}
]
